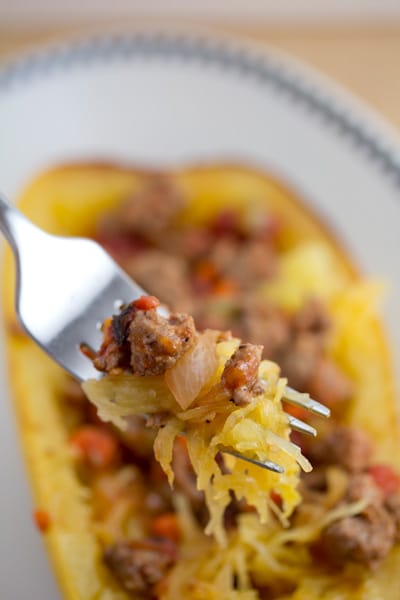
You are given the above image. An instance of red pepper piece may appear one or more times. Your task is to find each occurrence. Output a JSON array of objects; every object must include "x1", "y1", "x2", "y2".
[
  {"x1": 69, "y1": 425, "x2": 120, "y2": 469},
  {"x1": 368, "y1": 464, "x2": 400, "y2": 497},
  {"x1": 133, "y1": 295, "x2": 160, "y2": 311},
  {"x1": 33, "y1": 509, "x2": 51, "y2": 533}
]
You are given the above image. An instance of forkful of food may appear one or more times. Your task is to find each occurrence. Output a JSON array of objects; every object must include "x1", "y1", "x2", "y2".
[{"x1": 0, "y1": 192, "x2": 329, "y2": 533}]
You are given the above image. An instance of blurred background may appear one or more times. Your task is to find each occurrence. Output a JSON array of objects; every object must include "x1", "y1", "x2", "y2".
[{"x1": 1, "y1": 0, "x2": 400, "y2": 130}]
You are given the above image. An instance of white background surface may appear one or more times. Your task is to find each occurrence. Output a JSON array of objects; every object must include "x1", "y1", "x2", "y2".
[{"x1": 0, "y1": 31, "x2": 400, "y2": 599}]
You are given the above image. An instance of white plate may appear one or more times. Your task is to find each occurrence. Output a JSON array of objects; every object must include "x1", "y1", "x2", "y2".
[{"x1": 1, "y1": 28, "x2": 400, "y2": 600}]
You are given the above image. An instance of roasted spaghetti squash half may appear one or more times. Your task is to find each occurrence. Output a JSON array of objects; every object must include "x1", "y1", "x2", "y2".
[{"x1": 3, "y1": 163, "x2": 400, "y2": 600}]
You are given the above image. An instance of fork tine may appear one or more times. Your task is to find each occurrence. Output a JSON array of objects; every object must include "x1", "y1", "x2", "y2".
[
  {"x1": 221, "y1": 448, "x2": 285, "y2": 473},
  {"x1": 283, "y1": 386, "x2": 330, "y2": 418},
  {"x1": 285, "y1": 413, "x2": 317, "y2": 437}
]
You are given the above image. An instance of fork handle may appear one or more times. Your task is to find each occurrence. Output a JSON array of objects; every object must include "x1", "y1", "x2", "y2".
[{"x1": 0, "y1": 193, "x2": 38, "y2": 253}]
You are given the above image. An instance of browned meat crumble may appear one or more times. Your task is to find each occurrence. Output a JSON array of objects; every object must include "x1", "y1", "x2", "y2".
[
  {"x1": 222, "y1": 343, "x2": 265, "y2": 406},
  {"x1": 94, "y1": 298, "x2": 196, "y2": 376},
  {"x1": 104, "y1": 539, "x2": 177, "y2": 596}
]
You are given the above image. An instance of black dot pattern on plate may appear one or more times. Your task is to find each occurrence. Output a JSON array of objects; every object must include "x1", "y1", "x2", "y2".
[{"x1": 1, "y1": 31, "x2": 400, "y2": 186}]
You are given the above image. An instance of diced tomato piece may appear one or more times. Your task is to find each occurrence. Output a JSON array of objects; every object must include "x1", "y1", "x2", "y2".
[
  {"x1": 150, "y1": 513, "x2": 181, "y2": 543},
  {"x1": 133, "y1": 295, "x2": 160, "y2": 311},
  {"x1": 33, "y1": 509, "x2": 51, "y2": 532},
  {"x1": 194, "y1": 260, "x2": 219, "y2": 282},
  {"x1": 191, "y1": 260, "x2": 220, "y2": 295},
  {"x1": 69, "y1": 425, "x2": 119, "y2": 469},
  {"x1": 212, "y1": 278, "x2": 237, "y2": 297},
  {"x1": 368, "y1": 464, "x2": 400, "y2": 497}
]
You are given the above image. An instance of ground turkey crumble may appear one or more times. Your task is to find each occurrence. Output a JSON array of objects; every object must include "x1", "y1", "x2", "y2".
[{"x1": 94, "y1": 296, "x2": 196, "y2": 376}]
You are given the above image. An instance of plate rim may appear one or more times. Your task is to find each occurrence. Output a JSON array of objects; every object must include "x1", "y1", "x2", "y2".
[{"x1": 1, "y1": 25, "x2": 400, "y2": 190}]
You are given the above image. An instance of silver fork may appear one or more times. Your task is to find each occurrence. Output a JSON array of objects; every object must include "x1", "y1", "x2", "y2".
[{"x1": 0, "y1": 194, "x2": 329, "y2": 473}]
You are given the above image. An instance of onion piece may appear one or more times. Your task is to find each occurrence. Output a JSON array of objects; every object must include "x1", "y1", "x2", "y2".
[{"x1": 165, "y1": 330, "x2": 219, "y2": 410}]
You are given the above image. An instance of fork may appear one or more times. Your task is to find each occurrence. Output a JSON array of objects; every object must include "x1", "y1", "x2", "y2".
[{"x1": 0, "y1": 194, "x2": 329, "y2": 473}]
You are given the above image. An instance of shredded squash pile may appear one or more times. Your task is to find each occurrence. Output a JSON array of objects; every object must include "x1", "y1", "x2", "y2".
[
  {"x1": 162, "y1": 492, "x2": 366, "y2": 600},
  {"x1": 83, "y1": 336, "x2": 311, "y2": 543}
]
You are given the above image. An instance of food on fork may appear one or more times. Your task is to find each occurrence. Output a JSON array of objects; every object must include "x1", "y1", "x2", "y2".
[
  {"x1": 4, "y1": 164, "x2": 400, "y2": 599},
  {"x1": 83, "y1": 293, "x2": 313, "y2": 542}
]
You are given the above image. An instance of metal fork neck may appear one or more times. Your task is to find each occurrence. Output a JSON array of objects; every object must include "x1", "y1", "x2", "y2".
[{"x1": 0, "y1": 194, "x2": 39, "y2": 253}]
